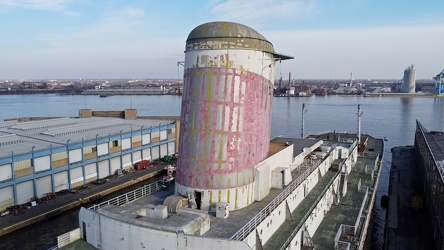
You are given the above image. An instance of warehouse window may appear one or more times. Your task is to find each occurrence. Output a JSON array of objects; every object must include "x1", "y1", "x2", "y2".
[{"x1": 112, "y1": 140, "x2": 118, "y2": 147}]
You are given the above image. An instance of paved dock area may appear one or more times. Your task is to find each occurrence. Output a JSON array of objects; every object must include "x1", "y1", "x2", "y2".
[
  {"x1": 0, "y1": 163, "x2": 169, "y2": 237},
  {"x1": 385, "y1": 146, "x2": 435, "y2": 250}
]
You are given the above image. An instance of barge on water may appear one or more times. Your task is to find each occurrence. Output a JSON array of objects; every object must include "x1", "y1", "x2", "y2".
[{"x1": 384, "y1": 121, "x2": 443, "y2": 250}]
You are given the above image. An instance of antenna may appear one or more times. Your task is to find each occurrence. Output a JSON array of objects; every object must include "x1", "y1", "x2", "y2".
[
  {"x1": 177, "y1": 61, "x2": 185, "y2": 114},
  {"x1": 289, "y1": 72, "x2": 291, "y2": 87},
  {"x1": 177, "y1": 61, "x2": 184, "y2": 83},
  {"x1": 301, "y1": 103, "x2": 307, "y2": 138},
  {"x1": 357, "y1": 104, "x2": 363, "y2": 144},
  {"x1": 350, "y1": 72, "x2": 353, "y2": 87}
]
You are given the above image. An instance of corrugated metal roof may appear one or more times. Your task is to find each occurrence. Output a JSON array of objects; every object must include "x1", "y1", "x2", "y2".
[
  {"x1": 41, "y1": 119, "x2": 124, "y2": 137},
  {"x1": 8, "y1": 117, "x2": 77, "y2": 131},
  {"x1": 0, "y1": 117, "x2": 175, "y2": 158}
]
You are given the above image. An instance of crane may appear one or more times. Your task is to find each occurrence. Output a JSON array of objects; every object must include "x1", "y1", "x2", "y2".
[{"x1": 435, "y1": 69, "x2": 444, "y2": 96}]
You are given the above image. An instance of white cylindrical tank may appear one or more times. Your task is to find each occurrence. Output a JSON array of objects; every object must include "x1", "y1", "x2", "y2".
[
  {"x1": 401, "y1": 64, "x2": 416, "y2": 93},
  {"x1": 176, "y1": 22, "x2": 292, "y2": 210}
]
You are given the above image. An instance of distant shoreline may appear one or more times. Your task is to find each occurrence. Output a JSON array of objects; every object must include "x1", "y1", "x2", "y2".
[
  {"x1": 0, "y1": 89, "x2": 181, "y2": 96},
  {"x1": 0, "y1": 89, "x2": 81, "y2": 95},
  {"x1": 0, "y1": 89, "x2": 437, "y2": 97}
]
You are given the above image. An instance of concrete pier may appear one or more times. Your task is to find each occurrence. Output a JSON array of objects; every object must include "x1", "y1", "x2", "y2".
[{"x1": 0, "y1": 163, "x2": 168, "y2": 237}]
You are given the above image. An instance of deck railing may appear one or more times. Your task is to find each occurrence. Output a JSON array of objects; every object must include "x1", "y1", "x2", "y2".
[
  {"x1": 88, "y1": 178, "x2": 171, "y2": 211},
  {"x1": 230, "y1": 160, "x2": 322, "y2": 241},
  {"x1": 334, "y1": 180, "x2": 370, "y2": 248},
  {"x1": 355, "y1": 187, "x2": 369, "y2": 233},
  {"x1": 278, "y1": 167, "x2": 341, "y2": 250},
  {"x1": 278, "y1": 141, "x2": 359, "y2": 250},
  {"x1": 56, "y1": 228, "x2": 81, "y2": 249},
  {"x1": 49, "y1": 178, "x2": 170, "y2": 249},
  {"x1": 334, "y1": 225, "x2": 351, "y2": 250}
]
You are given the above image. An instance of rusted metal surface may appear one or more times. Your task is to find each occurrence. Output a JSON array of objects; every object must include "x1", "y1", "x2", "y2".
[
  {"x1": 177, "y1": 66, "x2": 272, "y2": 189},
  {"x1": 177, "y1": 22, "x2": 276, "y2": 192},
  {"x1": 176, "y1": 22, "x2": 291, "y2": 210},
  {"x1": 186, "y1": 21, "x2": 275, "y2": 54}
]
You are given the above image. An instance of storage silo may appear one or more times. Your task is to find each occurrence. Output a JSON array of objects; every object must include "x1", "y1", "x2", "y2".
[
  {"x1": 175, "y1": 21, "x2": 292, "y2": 210},
  {"x1": 402, "y1": 64, "x2": 416, "y2": 93}
]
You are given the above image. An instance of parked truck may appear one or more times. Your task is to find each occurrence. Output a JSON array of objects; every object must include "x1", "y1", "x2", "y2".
[{"x1": 134, "y1": 160, "x2": 151, "y2": 170}]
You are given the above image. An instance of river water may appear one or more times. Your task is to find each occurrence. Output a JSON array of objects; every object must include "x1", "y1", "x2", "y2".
[{"x1": 0, "y1": 94, "x2": 443, "y2": 249}]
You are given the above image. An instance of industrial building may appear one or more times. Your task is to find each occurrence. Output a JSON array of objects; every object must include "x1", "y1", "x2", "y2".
[
  {"x1": 75, "y1": 22, "x2": 384, "y2": 250},
  {"x1": 414, "y1": 121, "x2": 444, "y2": 249},
  {"x1": 0, "y1": 109, "x2": 178, "y2": 212},
  {"x1": 401, "y1": 64, "x2": 416, "y2": 93}
]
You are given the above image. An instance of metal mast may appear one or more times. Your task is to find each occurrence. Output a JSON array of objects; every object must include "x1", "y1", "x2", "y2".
[
  {"x1": 357, "y1": 104, "x2": 363, "y2": 144},
  {"x1": 301, "y1": 103, "x2": 307, "y2": 138},
  {"x1": 350, "y1": 72, "x2": 353, "y2": 87},
  {"x1": 289, "y1": 72, "x2": 291, "y2": 87}
]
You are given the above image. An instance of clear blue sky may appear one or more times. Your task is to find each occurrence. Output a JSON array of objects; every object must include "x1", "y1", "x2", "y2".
[{"x1": 1, "y1": 0, "x2": 443, "y2": 80}]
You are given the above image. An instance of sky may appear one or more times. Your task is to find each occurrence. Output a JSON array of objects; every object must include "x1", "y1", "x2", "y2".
[{"x1": 1, "y1": 0, "x2": 443, "y2": 80}]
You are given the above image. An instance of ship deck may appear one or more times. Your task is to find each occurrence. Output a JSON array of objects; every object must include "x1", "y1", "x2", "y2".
[
  {"x1": 312, "y1": 154, "x2": 377, "y2": 249},
  {"x1": 62, "y1": 134, "x2": 384, "y2": 250},
  {"x1": 265, "y1": 135, "x2": 384, "y2": 250}
]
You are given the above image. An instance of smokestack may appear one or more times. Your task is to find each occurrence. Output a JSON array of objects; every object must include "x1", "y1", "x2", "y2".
[
  {"x1": 176, "y1": 21, "x2": 293, "y2": 211},
  {"x1": 289, "y1": 72, "x2": 291, "y2": 87}
]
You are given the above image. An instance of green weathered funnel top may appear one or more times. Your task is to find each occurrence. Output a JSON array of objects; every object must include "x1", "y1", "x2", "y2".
[{"x1": 186, "y1": 21, "x2": 293, "y2": 60}]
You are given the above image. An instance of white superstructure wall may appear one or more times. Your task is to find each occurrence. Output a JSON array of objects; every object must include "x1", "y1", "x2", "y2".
[
  {"x1": 243, "y1": 141, "x2": 358, "y2": 249},
  {"x1": 79, "y1": 207, "x2": 252, "y2": 250}
]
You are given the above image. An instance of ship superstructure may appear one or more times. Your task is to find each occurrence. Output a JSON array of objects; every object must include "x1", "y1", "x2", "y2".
[
  {"x1": 74, "y1": 22, "x2": 384, "y2": 250},
  {"x1": 77, "y1": 131, "x2": 383, "y2": 250}
]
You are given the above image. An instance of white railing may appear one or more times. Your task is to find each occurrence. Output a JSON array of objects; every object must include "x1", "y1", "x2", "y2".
[
  {"x1": 365, "y1": 165, "x2": 373, "y2": 174},
  {"x1": 334, "y1": 185, "x2": 368, "y2": 247},
  {"x1": 88, "y1": 178, "x2": 169, "y2": 211},
  {"x1": 334, "y1": 225, "x2": 351, "y2": 250},
  {"x1": 342, "y1": 224, "x2": 355, "y2": 236},
  {"x1": 277, "y1": 142, "x2": 360, "y2": 250},
  {"x1": 334, "y1": 224, "x2": 343, "y2": 248},
  {"x1": 56, "y1": 228, "x2": 81, "y2": 249},
  {"x1": 230, "y1": 160, "x2": 322, "y2": 241},
  {"x1": 278, "y1": 169, "x2": 341, "y2": 250},
  {"x1": 355, "y1": 187, "x2": 369, "y2": 232},
  {"x1": 48, "y1": 178, "x2": 169, "y2": 249},
  {"x1": 336, "y1": 240, "x2": 351, "y2": 250}
]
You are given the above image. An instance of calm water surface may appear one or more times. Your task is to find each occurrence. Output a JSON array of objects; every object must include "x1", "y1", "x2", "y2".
[{"x1": 0, "y1": 94, "x2": 443, "y2": 249}]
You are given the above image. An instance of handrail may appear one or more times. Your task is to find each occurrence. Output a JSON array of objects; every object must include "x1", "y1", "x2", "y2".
[
  {"x1": 47, "y1": 178, "x2": 170, "y2": 250},
  {"x1": 278, "y1": 167, "x2": 341, "y2": 250},
  {"x1": 230, "y1": 160, "x2": 322, "y2": 241},
  {"x1": 88, "y1": 178, "x2": 173, "y2": 211},
  {"x1": 279, "y1": 141, "x2": 359, "y2": 250}
]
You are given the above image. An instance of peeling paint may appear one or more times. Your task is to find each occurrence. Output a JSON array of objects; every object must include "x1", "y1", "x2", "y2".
[
  {"x1": 177, "y1": 66, "x2": 272, "y2": 189},
  {"x1": 176, "y1": 22, "x2": 285, "y2": 210}
]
